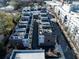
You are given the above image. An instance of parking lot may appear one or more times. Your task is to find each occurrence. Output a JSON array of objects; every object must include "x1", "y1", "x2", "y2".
[
  {"x1": 31, "y1": 8, "x2": 76, "y2": 59},
  {"x1": 7, "y1": 6, "x2": 77, "y2": 59}
]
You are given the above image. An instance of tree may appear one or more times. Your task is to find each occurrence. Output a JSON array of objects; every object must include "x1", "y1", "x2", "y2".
[
  {"x1": 0, "y1": 12, "x2": 21, "y2": 35},
  {"x1": 13, "y1": 12, "x2": 21, "y2": 24},
  {"x1": 0, "y1": 12, "x2": 6, "y2": 34},
  {"x1": 4, "y1": 14, "x2": 14, "y2": 35}
]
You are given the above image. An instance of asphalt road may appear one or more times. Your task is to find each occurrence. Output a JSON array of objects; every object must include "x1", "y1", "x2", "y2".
[{"x1": 50, "y1": 21, "x2": 76, "y2": 59}]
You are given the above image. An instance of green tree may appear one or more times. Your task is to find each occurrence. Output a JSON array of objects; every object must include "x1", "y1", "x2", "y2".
[
  {"x1": 4, "y1": 14, "x2": 14, "y2": 35},
  {"x1": 13, "y1": 12, "x2": 21, "y2": 23},
  {"x1": 0, "y1": 12, "x2": 6, "y2": 34},
  {"x1": 0, "y1": 19, "x2": 5, "y2": 34},
  {"x1": 0, "y1": 12, "x2": 21, "y2": 35}
]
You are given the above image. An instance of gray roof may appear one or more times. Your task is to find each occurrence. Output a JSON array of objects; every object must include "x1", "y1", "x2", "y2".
[{"x1": 10, "y1": 50, "x2": 45, "y2": 59}]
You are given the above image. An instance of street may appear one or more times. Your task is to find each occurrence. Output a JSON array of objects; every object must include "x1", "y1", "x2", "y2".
[{"x1": 50, "y1": 21, "x2": 76, "y2": 59}]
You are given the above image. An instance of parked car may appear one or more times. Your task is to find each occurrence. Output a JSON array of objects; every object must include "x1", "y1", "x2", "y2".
[{"x1": 22, "y1": 7, "x2": 31, "y2": 14}]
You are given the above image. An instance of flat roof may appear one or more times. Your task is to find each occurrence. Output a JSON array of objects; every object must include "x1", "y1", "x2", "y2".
[{"x1": 10, "y1": 50, "x2": 45, "y2": 59}]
